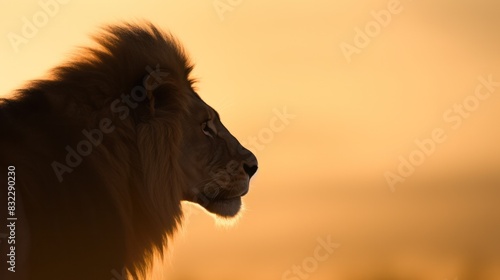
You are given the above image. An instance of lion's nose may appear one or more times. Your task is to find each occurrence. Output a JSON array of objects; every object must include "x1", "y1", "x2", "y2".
[
  {"x1": 243, "y1": 163, "x2": 258, "y2": 178},
  {"x1": 243, "y1": 154, "x2": 258, "y2": 178}
]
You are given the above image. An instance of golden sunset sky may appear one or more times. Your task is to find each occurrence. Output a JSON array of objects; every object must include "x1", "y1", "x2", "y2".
[{"x1": 1, "y1": 0, "x2": 500, "y2": 279}]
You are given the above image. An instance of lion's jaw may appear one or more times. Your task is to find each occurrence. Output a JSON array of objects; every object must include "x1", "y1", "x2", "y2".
[{"x1": 206, "y1": 196, "x2": 243, "y2": 217}]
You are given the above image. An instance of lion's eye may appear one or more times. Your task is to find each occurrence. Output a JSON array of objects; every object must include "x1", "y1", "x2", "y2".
[{"x1": 201, "y1": 120, "x2": 215, "y2": 138}]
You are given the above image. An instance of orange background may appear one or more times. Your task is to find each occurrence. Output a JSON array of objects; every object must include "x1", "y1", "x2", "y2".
[{"x1": 1, "y1": 0, "x2": 500, "y2": 279}]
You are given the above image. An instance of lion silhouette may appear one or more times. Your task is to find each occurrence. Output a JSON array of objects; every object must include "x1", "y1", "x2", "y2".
[{"x1": 0, "y1": 22, "x2": 258, "y2": 280}]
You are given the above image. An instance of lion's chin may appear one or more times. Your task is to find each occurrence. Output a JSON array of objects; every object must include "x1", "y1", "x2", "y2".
[{"x1": 205, "y1": 196, "x2": 242, "y2": 218}]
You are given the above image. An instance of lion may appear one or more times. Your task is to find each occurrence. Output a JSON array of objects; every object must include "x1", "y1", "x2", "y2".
[{"x1": 0, "y1": 22, "x2": 258, "y2": 280}]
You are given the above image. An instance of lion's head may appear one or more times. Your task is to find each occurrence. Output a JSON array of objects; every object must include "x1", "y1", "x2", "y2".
[
  {"x1": 131, "y1": 47, "x2": 257, "y2": 221},
  {"x1": 137, "y1": 65, "x2": 258, "y2": 219}
]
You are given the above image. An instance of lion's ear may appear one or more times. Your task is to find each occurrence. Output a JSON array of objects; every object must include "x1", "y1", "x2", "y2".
[{"x1": 142, "y1": 68, "x2": 171, "y2": 114}]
